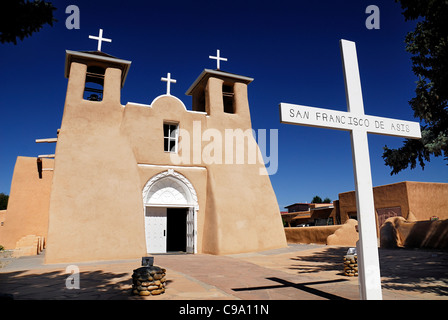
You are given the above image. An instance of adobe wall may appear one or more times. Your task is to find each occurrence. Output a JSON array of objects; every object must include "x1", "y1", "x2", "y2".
[
  {"x1": 338, "y1": 182, "x2": 410, "y2": 225},
  {"x1": 338, "y1": 191, "x2": 357, "y2": 224},
  {"x1": 285, "y1": 225, "x2": 340, "y2": 244},
  {"x1": 284, "y1": 219, "x2": 359, "y2": 246},
  {"x1": 405, "y1": 182, "x2": 448, "y2": 220},
  {"x1": 338, "y1": 182, "x2": 448, "y2": 228},
  {"x1": 0, "y1": 157, "x2": 53, "y2": 249},
  {"x1": 44, "y1": 60, "x2": 285, "y2": 263},
  {"x1": 0, "y1": 210, "x2": 6, "y2": 228},
  {"x1": 380, "y1": 217, "x2": 448, "y2": 249},
  {"x1": 327, "y1": 219, "x2": 358, "y2": 246},
  {"x1": 122, "y1": 77, "x2": 286, "y2": 255},
  {"x1": 372, "y1": 182, "x2": 410, "y2": 219},
  {"x1": 45, "y1": 64, "x2": 146, "y2": 264},
  {"x1": 202, "y1": 79, "x2": 286, "y2": 254}
]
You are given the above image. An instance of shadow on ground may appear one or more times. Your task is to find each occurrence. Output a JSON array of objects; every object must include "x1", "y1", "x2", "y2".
[
  {"x1": 0, "y1": 269, "x2": 171, "y2": 300},
  {"x1": 289, "y1": 246, "x2": 348, "y2": 276},
  {"x1": 378, "y1": 248, "x2": 448, "y2": 296},
  {"x1": 288, "y1": 246, "x2": 448, "y2": 297}
]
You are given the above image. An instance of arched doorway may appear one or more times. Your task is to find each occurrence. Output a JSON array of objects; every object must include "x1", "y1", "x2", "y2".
[{"x1": 142, "y1": 169, "x2": 198, "y2": 254}]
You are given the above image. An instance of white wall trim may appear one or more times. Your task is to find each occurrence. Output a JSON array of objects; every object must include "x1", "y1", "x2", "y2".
[{"x1": 138, "y1": 163, "x2": 206, "y2": 171}]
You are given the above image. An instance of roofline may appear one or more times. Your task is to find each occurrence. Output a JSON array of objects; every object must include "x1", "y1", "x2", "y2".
[
  {"x1": 185, "y1": 69, "x2": 254, "y2": 96},
  {"x1": 284, "y1": 203, "x2": 311, "y2": 208},
  {"x1": 311, "y1": 205, "x2": 334, "y2": 211}
]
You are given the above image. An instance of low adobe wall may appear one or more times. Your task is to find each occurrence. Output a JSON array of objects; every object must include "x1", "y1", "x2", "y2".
[
  {"x1": 380, "y1": 217, "x2": 448, "y2": 249},
  {"x1": 327, "y1": 219, "x2": 359, "y2": 246},
  {"x1": 285, "y1": 225, "x2": 339, "y2": 244},
  {"x1": 285, "y1": 219, "x2": 359, "y2": 246}
]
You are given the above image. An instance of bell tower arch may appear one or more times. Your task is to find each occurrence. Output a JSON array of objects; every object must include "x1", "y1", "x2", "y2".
[{"x1": 64, "y1": 50, "x2": 131, "y2": 104}]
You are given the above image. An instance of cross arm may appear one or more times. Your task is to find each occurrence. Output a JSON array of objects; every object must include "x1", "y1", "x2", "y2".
[
  {"x1": 280, "y1": 103, "x2": 421, "y2": 139},
  {"x1": 35, "y1": 138, "x2": 58, "y2": 143}
]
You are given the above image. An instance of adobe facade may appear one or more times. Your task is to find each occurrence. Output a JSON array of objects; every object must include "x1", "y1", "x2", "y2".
[
  {"x1": 0, "y1": 157, "x2": 54, "y2": 250},
  {"x1": 338, "y1": 181, "x2": 448, "y2": 226},
  {"x1": 0, "y1": 50, "x2": 287, "y2": 263},
  {"x1": 282, "y1": 182, "x2": 448, "y2": 249},
  {"x1": 283, "y1": 181, "x2": 448, "y2": 246}
]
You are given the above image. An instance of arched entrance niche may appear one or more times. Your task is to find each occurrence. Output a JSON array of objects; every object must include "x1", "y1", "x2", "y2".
[{"x1": 142, "y1": 169, "x2": 198, "y2": 254}]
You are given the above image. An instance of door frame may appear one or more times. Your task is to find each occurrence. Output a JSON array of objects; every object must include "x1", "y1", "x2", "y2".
[{"x1": 142, "y1": 169, "x2": 199, "y2": 254}]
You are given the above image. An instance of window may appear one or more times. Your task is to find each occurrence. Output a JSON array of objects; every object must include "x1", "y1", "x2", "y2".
[{"x1": 164, "y1": 123, "x2": 179, "y2": 153}]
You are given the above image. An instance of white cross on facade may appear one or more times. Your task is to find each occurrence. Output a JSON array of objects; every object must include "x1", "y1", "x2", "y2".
[
  {"x1": 161, "y1": 73, "x2": 177, "y2": 95},
  {"x1": 89, "y1": 28, "x2": 112, "y2": 52},
  {"x1": 279, "y1": 39, "x2": 421, "y2": 300},
  {"x1": 209, "y1": 49, "x2": 228, "y2": 70}
]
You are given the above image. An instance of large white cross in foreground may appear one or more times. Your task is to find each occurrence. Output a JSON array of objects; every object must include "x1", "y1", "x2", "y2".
[
  {"x1": 280, "y1": 39, "x2": 421, "y2": 300},
  {"x1": 89, "y1": 28, "x2": 112, "y2": 52}
]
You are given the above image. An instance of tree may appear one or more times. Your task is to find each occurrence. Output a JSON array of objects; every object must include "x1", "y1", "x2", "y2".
[
  {"x1": 0, "y1": 193, "x2": 9, "y2": 210},
  {"x1": 311, "y1": 196, "x2": 322, "y2": 204},
  {"x1": 383, "y1": 0, "x2": 448, "y2": 174},
  {"x1": 0, "y1": 0, "x2": 57, "y2": 45},
  {"x1": 322, "y1": 197, "x2": 332, "y2": 203}
]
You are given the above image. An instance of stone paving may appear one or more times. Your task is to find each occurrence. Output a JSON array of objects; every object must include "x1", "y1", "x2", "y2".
[{"x1": 0, "y1": 244, "x2": 447, "y2": 300}]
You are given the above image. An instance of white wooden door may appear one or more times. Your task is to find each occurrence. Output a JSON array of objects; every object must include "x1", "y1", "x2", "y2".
[
  {"x1": 145, "y1": 207, "x2": 167, "y2": 253},
  {"x1": 186, "y1": 207, "x2": 195, "y2": 253}
]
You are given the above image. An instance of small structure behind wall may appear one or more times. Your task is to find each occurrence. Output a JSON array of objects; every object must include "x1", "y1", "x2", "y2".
[{"x1": 283, "y1": 202, "x2": 336, "y2": 227}]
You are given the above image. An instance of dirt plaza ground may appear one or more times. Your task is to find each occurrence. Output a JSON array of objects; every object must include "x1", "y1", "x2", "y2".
[{"x1": 0, "y1": 244, "x2": 447, "y2": 301}]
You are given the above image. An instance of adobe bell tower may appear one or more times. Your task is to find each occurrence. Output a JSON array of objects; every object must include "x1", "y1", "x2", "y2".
[
  {"x1": 64, "y1": 49, "x2": 131, "y2": 102},
  {"x1": 182, "y1": 50, "x2": 287, "y2": 255},
  {"x1": 45, "y1": 30, "x2": 146, "y2": 264}
]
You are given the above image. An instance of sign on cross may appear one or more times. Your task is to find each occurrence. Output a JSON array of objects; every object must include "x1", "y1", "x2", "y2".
[
  {"x1": 161, "y1": 73, "x2": 177, "y2": 96},
  {"x1": 89, "y1": 28, "x2": 112, "y2": 52},
  {"x1": 279, "y1": 39, "x2": 421, "y2": 300}
]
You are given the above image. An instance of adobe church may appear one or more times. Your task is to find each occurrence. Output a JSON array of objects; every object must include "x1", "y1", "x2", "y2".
[{"x1": 0, "y1": 32, "x2": 287, "y2": 263}]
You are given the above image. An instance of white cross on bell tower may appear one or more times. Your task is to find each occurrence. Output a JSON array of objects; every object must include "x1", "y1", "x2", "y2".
[
  {"x1": 209, "y1": 49, "x2": 228, "y2": 70},
  {"x1": 161, "y1": 73, "x2": 177, "y2": 95},
  {"x1": 89, "y1": 28, "x2": 112, "y2": 52}
]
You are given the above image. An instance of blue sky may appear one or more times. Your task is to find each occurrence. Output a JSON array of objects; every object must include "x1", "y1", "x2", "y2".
[{"x1": 1, "y1": 0, "x2": 447, "y2": 210}]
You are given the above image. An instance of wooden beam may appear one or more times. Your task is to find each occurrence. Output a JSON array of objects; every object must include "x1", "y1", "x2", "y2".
[{"x1": 35, "y1": 138, "x2": 58, "y2": 143}]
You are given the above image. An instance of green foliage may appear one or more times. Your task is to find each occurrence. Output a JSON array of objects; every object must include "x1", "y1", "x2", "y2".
[
  {"x1": 0, "y1": 193, "x2": 8, "y2": 210},
  {"x1": 311, "y1": 196, "x2": 332, "y2": 204},
  {"x1": 322, "y1": 197, "x2": 332, "y2": 203},
  {"x1": 0, "y1": 0, "x2": 57, "y2": 45},
  {"x1": 383, "y1": 1, "x2": 448, "y2": 174}
]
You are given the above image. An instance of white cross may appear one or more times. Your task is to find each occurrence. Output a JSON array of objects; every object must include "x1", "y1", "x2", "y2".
[
  {"x1": 89, "y1": 28, "x2": 112, "y2": 52},
  {"x1": 161, "y1": 73, "x2": 177, "y2": 95},
  {"x1": 209, "y1": 49, "x2": 228, "y2": 70},
  {"x1": 279, "y1": 39, "x2": 421, "y2": 300}
]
